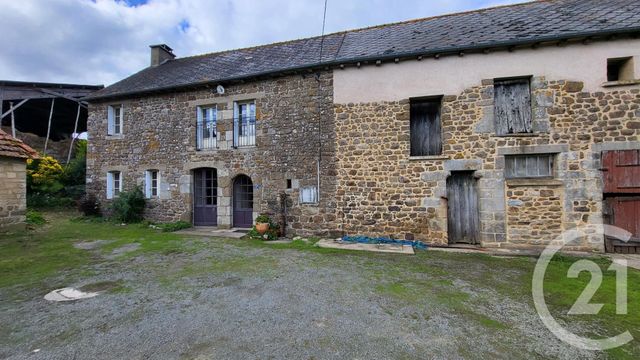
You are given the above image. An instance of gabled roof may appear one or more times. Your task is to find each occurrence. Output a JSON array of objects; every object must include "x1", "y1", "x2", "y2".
[
  {"x1": 0, "y1": 129, "x2": 39, "y2": 160},
  {"x1": 86, "y1": 0, "x2": 640, "y2": 101}
]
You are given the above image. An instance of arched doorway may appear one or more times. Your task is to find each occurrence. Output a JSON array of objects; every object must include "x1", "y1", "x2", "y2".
[
  {"x1": 233, "y1": 174, "x2": 253, "y2": 228},
  {"x1": 193, "y1": 168, "x2": 217, "y2": 226}
]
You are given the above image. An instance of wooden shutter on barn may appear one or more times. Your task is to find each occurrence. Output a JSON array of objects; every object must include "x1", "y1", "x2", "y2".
[
  {"x1": 410, "y1": 98, "x2": 442, "y2": 156},
  {"x1": 494, "y1": 78, "x2": 532, "y2": 135}
]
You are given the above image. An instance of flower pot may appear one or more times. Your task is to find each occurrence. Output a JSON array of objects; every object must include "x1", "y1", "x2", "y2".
[{"x1": 256, "y1": 222, "x2": 269, "y2": 234}]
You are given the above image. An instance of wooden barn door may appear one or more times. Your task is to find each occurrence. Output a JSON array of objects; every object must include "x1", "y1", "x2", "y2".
[
  {"x1": 602, "y1": 150, "x2": 640, "y2": 253},
  {"x1": 447, "y1": 172, "x2": 479, "y2": 245},
  {"x1": 193, "y1": 168, "x2": 217, "y2": 226}
]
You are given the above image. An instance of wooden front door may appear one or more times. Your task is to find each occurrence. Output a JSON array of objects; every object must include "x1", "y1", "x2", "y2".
[
  {"x1": 447, "y1": 172, "x2": 479, "y2": 245},
  {"x1": 602, "y1": 150, "x2": 640, "y2": 253},
  {"x1": 193, "y1": 168, "x2": 217, "y2": 226},
  {"x1": 233, "y1": 175, "x2": 253, "y2": 228}
]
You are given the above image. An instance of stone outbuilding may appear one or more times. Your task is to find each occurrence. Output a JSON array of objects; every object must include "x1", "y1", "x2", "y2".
[{"x1": 0, "y1": 129, "x2": 38, "y2": 229}]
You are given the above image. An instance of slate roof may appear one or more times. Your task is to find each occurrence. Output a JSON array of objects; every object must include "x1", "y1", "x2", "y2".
[
  {"x1": 87, "y1": 0, "x2": 640, "y2": 101},
  {"x1": 0, "y1": 129, "x2": 39, "y2": 160}
]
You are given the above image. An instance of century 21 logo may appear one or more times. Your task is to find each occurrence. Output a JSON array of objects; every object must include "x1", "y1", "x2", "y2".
[{"x1": 532, "y1": 225, "x2": 633, "y2": 351}]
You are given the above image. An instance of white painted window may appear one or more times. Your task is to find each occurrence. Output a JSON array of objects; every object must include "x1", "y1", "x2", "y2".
[
  {"x1": 233, "y1": 100, "x2": 256, "y2": 147},
  {"x1": 196, "y1": 106, "x2": 217, "y2": 150},
  {"x1": 145, "y1": 170, "x2": 159, "y2": 198},
  {"x1": 107, "y1": 105, "x2": 124, "y2": 135},
  {"x1": 106, "y1": 171, "x2": 122, "y2": 199},
  {"x1": 300, "y1": 186, "x2": 318, "y2": 204}
]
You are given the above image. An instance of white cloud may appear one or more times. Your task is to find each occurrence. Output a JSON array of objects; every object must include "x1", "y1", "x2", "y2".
[{"x1": 0, "y1": 0, "x2": 525, "y2": 86}]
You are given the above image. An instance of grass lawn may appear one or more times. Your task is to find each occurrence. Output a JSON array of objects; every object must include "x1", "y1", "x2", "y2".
[{"x1": 0, "y1": 211, "x2": 638, "y2": 359}]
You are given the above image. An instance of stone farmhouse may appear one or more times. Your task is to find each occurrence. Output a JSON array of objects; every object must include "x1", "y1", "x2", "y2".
[{"x1": 85, "y1": 0, "x2": 640, "y2": 253}]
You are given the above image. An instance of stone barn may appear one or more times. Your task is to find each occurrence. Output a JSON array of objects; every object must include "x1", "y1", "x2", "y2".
[{"x1": 0, "y1": 129, "x2": 38, "y2": 229}]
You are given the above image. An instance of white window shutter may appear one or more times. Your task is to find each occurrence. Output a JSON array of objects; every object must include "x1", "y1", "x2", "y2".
[
  {"x1": 107, "y1": 106, "x2": 114, "y2": 135},
  {"x1": 106, "y1": 172, "x2": 113, "y2": 199},
  {"x1": 119, "y1": 105, "x2": 124, "y2": 134},
  {"x1": 233, "y1": 102, "x2": 239, "y2": 146},
  {"x1": 145, "y1": 171, "x2": 152, "y2": 198},
  {"x1": 196, "y1": 106, "x2": 202, "y2": 149}
]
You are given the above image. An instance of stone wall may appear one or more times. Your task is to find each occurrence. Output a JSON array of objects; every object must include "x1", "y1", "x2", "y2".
[
  {"x1": 0, "y1": 157, "x2": 27, "y2": 229},
  {"x1": 335, "y1": 76, "x2": 640, "y2": 252},
  {"x1": 87, "y1": 72, "x2": 338, "y2": 236}
]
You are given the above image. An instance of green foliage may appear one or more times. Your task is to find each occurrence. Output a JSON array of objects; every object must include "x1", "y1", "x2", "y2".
[
  {"x1": 25, "y1": 209, "x2": 46, "y2": 225},
  {"x1": 255, "y1": 214, "x2": 271, "y2": 223},
  {"x1": 110, "y1": 187, "x2": 146, "y2": 223},
  {"x1": 27, "y1": 156, "x2": 65, "y2": 194},
  {"x1": 27, "y1": 193, "x2": 75, "y2": 208},
  {"x1": 156, "y1": 221, "x2": 192, "y2": 232},
  {"x1": 78, "y1": 193, "x2": 101, "y2": 217},
  {"x1": 246, "y1": 222, "x2": 280, "y2": 241},
  {"x1": 25, "y1": 142, "x2": 88, "y2": 209}
]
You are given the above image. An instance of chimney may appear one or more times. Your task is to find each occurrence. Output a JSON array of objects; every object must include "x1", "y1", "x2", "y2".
[{"x1": 149, "y1": 44, "x2": 175, "y2": 66}]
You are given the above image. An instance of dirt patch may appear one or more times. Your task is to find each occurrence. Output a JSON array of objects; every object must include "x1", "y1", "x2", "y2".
[{"x1": 73, "y1": 240, "x2": 113, "y2": 250}]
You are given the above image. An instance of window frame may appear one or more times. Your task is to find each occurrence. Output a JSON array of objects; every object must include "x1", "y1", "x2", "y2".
[
  {"x1": 493, "y1": 77, "x2": 533, "y2": 135},
  {"x1": 607, "y1": 57, "x2": 634, "y2": 82},
  {"x1": 300, "y1": 186, "x2": 318, "y2": 204},
  {"x1": 196, "y1": 105, "x2": 217, "y2": 150},
  {"x1": 107, "y1": 104, "x2": 124, "y2": 135},
  {"x1": 409, "y1": 96, "x2": 443, "y2": 157},
  {"x1": 504, "y1": 154, "x2": 554, "y2": 179},
  {"x1": 233, "y1": 100, "x2": 256, "y2": 147},
  {"x1": 145, "y1": 170, "x2": 159, "y2": 198},
  {"x1": 107, "y1": 171, "x2": 122, "y2": 199}
]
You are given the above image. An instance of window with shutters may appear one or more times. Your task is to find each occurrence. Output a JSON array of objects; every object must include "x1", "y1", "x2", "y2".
[
  {"x1": 233, "y1": 101, "x2": 256, "y2": 147},
  {"x1": 410, "y1": 97, "x2": 442, "y2": 156},
  {"x1": 494, "y1": 78, "x2": 532, "y2": 135},
  {"x1": 145, "y1": 170, "x2": 159, "y2": 198},
  {"x1": 107, "y1": 171, "x2": 122, "y2": 199},
  {"x1": 107, "y1": 105, "x2": 123, "y2": 135},
  {"x1": 505, "y1": 154, "x2": 553, "y2": 179}
]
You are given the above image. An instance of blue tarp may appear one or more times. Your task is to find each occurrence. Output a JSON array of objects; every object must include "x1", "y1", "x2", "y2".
[{"x1": 341, "y1": 235, "x2": 428, "y2": 250}]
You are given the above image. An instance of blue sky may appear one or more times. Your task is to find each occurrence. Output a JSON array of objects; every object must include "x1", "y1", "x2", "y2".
[{"x1": 0, "y1": 0, "x2": 525, "y2": 86}]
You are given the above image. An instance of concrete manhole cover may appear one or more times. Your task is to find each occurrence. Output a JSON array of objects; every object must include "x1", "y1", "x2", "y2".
[{"x1": 44, "y1": 288, "x2": 100, "y2": 302}]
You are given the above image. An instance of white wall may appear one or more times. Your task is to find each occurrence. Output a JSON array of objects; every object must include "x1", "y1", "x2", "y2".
[{"x1": 333, "y1": 39, "x2": 640, "y2": 104}]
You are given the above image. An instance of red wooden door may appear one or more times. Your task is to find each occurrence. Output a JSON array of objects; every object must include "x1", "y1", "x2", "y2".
[
  {"x1": 602, "y1": 150, "x2": 640, "y2": 194},
  {"x1": 602, "y1": 150, "x2": 640, "y2": 253}
]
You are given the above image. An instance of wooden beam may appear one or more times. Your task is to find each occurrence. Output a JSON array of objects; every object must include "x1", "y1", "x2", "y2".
[
  {"x1": 38, "y1": 88, "x2": 88, "y2": 108},
  {"x1": 0, "y1": 98, "x2": 29, "y2": 119},
  {"x1": 67, "y1": 103, "x2": 81, "y2": 164},
  {"x1": 43, "y1": 98, "x2": 55, "y2": 155}
]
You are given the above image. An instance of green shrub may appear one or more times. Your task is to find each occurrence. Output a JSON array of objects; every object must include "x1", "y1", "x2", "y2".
[
  {"x1": 27, "y1": 156, "x2": 65, "y2": 194},
  {"x1": 25, "y1": 209, "x2": 46, "y2": 225},
  {"x1": 156, "y1": 221, "x2": 192, "y2": 232},
  {"x1": 256, "y1": 214, "x2": 271, "y2": 224},
  {"x1": 27, "y1": 193, "x2": 75, "y2": 208},
  {"x1": 110, "y1": 187, "x2": 146, "y2": 223},
  {"x1": 78, "y1": 193, "x2": 101, "y2": 216}
]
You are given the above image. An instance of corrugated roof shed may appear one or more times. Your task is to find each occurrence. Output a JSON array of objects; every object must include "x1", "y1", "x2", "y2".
[
  {"x1": 0, "y1": 129, "x2": 39, "y2": 159},
  {"x1": 86, "y1": 0, "x2": 640, "y2": 101}
]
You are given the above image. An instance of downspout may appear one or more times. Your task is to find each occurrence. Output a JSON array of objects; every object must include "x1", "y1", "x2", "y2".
[{"x1": 316, "y1": 0, "x2": 328, "y2": 204}]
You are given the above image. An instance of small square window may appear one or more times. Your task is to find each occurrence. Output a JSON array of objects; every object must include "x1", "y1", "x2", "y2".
[
  {"x1": 505, "y1": 154, "x2": 554, "y2": 179},
  {"x1": 300, "y1": 186, "x2": 317, "y2": 204},
  {"x1": 607, "y1": 57, "x2": 634, "y2": 82}
]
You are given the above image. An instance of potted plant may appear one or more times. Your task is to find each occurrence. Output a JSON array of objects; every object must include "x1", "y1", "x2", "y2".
[{"x1": 255, "y1": 214, "x2": 271, "y2": 235}]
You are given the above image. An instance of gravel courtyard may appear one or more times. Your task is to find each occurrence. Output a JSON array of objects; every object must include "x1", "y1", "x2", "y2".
[{"x1": 1, "y1": 214, "x2": 638, "y2": 359}]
